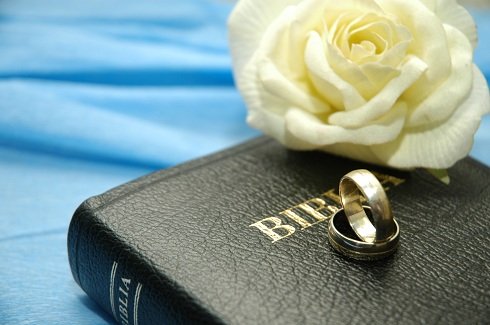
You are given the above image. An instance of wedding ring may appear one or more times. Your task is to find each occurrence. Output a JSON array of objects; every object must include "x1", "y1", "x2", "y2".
[
  {"x1": 340, "y1": 169, "x2": 395, "y2": 243},
  {"x1": 328, "y1": 207, "x2": 400, "y2": 261}
]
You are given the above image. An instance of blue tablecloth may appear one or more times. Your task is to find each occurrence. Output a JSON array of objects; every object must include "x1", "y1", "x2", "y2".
[{"x1": 0, "y1": 1, "x2": 488, "y2": 324}]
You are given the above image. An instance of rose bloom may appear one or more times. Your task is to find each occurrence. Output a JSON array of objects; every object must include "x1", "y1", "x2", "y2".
[{"x1": 229, "y1": 0, "x2": 490, "y2": 169}]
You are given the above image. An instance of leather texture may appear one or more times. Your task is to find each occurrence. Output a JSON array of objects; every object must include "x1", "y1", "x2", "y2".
[{"x1": 68, "y1": 136, "x2": 490, "y2": 325}]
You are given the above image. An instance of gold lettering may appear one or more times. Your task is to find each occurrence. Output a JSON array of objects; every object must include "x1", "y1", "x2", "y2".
[
  {"x1": 372, "y1": 171, "x2": 405, "y2": 187},
  {"x1": 249, "y1": 172, "x2": 405, "y2": 243},
  {"x1": 250, "y1": 217, "x2": 295, "y2": 242},
  {"x1": 322, "y1": 189, "x2": 341, "y2": 205},
  {"x1": 297, "y1": 198, "x2": 339, "y2": 222},
  {"x1": 279, "y1": 209, "x2": 312, "y2": 229}
]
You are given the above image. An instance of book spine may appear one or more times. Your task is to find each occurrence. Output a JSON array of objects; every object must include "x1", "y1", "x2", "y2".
[{"x1": 67, "y1": 200, "x2": 222, "y2": 325}]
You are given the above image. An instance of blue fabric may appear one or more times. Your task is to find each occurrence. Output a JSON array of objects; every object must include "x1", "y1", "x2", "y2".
[{"x1": 0, "y1": 1, "x2": 488, "y2": 324}]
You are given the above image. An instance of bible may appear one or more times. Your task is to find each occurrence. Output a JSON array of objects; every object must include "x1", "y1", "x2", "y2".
[{"x1": 68, "y1": 136, "x2": 490, "y2": 324}]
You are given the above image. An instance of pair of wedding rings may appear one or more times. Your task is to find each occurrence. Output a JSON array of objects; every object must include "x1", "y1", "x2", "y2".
[{"x1": 328, "y1": 169, "x2": 400, "y2": 261}]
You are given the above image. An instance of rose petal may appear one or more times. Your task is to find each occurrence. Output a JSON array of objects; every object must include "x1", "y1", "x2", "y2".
[
  {"x1": 247, "y1": 103, "x2": 292, "y2": 146},
  {"x1": 407, "y1": 24, "x2": 473, "y2": 127},
  {"x1": 325, "y1": 41, "x2": 376, "y2": 101},
  {"x1": 324, "y1": 26, "x2": 411, "y2": 101},
  {"x1": 305, "y1": 32, "x2": 366, "y2": 110},
  {"x1": 260, "y1": 0, "x2": 330, "y2": 81},
  {"x1": 286, "y1": 102, "x2": 407, "y2": 146},
  {"x1": 228, "y1": 0, "x2": 302, "y2": 78},
  {"x1": 333, "y1": 12, "x2": 385, "y2": 59},
  {"x1": 233, "y1": 0, "x2": 327, "y2": 125},
  {"x1": 418, "y1": 0, "x2": 477, "y2": 48},
  {"x1": 348, "y1": 19, "x2": 391, "y2": 60},
  {"x1": 259, "y1": 57, "x2": 331, "y2": 114},
  {"x1": 360, "y1": 63, "x2": 401, "y2": 95},
  {"x1": 371, "y1": 65, "x2": 490, "y2": 169},
  {"x1": 374, "y1": 20, "x2": 412, "y2": 67},
  {"x1": 324, "y1": 0, "x2": 384, "y2": 13},
  {"x1": 377, "y1": 0, "x2": 452, "y2": 103},
  {"x1": 328, "y1": 55, "x2": 427, "y2": 128},
  {"x1": 350, "y1": 42, "x2": 377, "y2": 62}
]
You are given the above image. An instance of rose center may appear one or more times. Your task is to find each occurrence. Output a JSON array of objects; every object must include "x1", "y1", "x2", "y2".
[
  {"x1": 349, "y1": 30, "x2": 386, "y2": 55},
  {"x1": 325, "y1": 11, "x2": 408, "y2": 65}
]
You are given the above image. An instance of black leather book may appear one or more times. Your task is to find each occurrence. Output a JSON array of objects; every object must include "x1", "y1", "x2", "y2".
[{"x1": 68, "y1": 136, "x2": 490, "y2": 325}]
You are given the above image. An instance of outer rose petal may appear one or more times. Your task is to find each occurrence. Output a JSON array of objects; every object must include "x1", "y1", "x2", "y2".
[
  {"x1": 228, "y1": 0, "x2": 301, "y2": 78},
  {"x1": 417, "y1": 0, "x2": 477, "y2": 48},
  {"x1": 259, "y1": 57, "x2": 331, "y2": 114},
  {"x1": 371, "y1": 66, "x2": 490, "y2": 169},
  {"x1": 286, "y1": 102, "x2": 407, "y2": 146},
  {"x1": 407, "y1": 24, "x2": 473, "y2": 127}
]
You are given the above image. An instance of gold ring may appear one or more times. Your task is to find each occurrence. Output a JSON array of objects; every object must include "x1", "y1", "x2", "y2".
[
  {"x1": 328, "y1": 207, "x2": 400, "y2": 261},
  {"x1": 339, "y1": 169, "x2": 396, "y2": 243}
]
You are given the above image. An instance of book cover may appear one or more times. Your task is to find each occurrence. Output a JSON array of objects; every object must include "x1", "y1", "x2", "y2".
[{"x1": 68, "y1": 136, "x2": 490, "y2": 324}]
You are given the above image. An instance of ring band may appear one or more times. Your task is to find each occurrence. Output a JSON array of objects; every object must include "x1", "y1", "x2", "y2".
[
  {"x1": 340, "y1": 169, "x2": 395, "y2": 243},
  {"x1": 328, "y1": 207, "x2": 400, "y2": 260}
]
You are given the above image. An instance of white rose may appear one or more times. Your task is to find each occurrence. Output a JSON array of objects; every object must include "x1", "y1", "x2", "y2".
[{"x1": 229, "y1": 0, "x2": 490, "y2": 169}]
